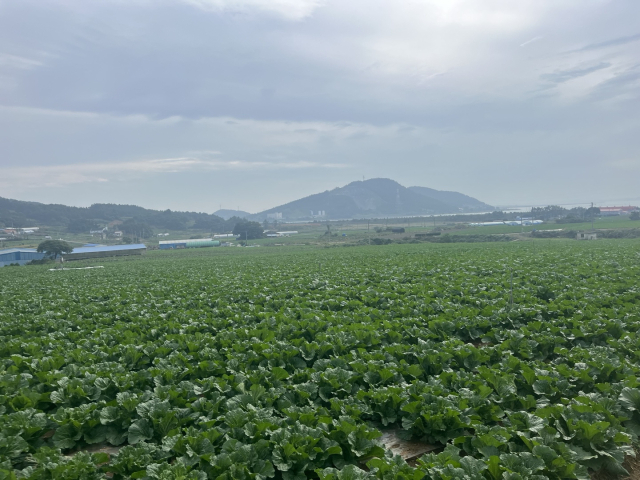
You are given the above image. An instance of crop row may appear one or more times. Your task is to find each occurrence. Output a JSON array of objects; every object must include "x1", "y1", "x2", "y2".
[{"x1": 1, "y1": 242, "x2": 639, "y2": 479}]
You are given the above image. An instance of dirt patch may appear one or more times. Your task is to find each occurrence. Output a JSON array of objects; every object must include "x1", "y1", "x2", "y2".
[
  {"x1": 379, "y1": 429, "x2": 439, "y2": 464},
  {"x1": 592, "y1": 455, "x2": 640, "y2": 480},
  {"x1": 65, "y1": 444, "x2": 122, "y2": 458}
]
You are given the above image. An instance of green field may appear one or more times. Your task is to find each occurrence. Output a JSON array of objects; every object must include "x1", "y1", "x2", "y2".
[
  {"x1": 2, "y1": 241, "x2": 640, "y2": 479},
  {"x1": 453, "y1": 217, "x2": 640, "y2": 236},
  {"x1": 4, "y1": 215, "x2": 639, "y2": 251}
]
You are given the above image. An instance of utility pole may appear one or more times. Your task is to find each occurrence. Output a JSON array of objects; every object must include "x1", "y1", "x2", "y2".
[{"x1": 591, "y1": 202, "x2": 594, "y2": 231}]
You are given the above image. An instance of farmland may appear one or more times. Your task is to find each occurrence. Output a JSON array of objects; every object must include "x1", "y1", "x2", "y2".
[{"x1": 1, "y1": 241, "x2": 640, "y2": 479}]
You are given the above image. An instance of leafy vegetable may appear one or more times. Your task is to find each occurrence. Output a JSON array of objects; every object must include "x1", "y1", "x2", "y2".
[{"x1": 1, "y1": 241, "x2": 640, "y2": 478}]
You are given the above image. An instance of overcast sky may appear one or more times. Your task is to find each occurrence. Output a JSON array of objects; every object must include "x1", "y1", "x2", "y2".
[{"x1": 1, "y1": 0, "x2": 639, "y2": 213}]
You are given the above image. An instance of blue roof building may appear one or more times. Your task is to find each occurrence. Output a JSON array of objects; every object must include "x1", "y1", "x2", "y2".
[{"x1": 0, "y1": 248, "x2": 46, "y2": 267}]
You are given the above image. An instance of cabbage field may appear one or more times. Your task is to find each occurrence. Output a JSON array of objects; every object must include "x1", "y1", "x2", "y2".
[{"x1": 1, "y1": 241, "x2": 640, "y2": 479}]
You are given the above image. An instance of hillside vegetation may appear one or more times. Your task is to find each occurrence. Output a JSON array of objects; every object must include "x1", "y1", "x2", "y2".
[
  {"x1": 0, "y1": 197, "x2": 233, "y2": 233},
  {"x1": 254, "y1": 179, "x2": 494, "y2": 220}
]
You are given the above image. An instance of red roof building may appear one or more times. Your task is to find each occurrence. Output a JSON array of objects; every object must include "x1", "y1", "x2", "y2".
[{"x1": 599, "y1": 206, "x2": 639, "y2": 215}]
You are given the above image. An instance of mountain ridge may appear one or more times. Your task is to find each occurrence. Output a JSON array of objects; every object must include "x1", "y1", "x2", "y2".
[
  {"x1": 252, "y1": 178, "x2": 493, "y2": 220},
  {"x1": 213, "y1": 209, "x2": 251, "y2": 220},
  {"x1": 0, "y1": 179, "x2": 493, "y2": 229},
  {"x1": 0, "y1": 197, "x2": 230, "y2": 232},
  {"x1": 408, "y1": 186, "x2": 493, "y2": 212}
]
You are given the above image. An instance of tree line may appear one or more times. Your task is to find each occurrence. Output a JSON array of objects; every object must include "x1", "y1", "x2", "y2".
[{"x1": 0, "y1": 197, "x2": 243, "y2": 234}]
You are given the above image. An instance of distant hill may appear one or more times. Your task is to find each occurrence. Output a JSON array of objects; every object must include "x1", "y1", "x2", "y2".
[
  {"x1": 0, "y1": 197, "x2": 232, "y2": 233},
  {"x1": 213, "y1": 209, "x2": 251, "y2": 220},
  {"x1": 253, "y1": 178, "x2": 494, "y2": 220},
  {"x1": 0, "y1": 179, "x2": 493, "y2": 231},
  {"x1": 408, "y1": 186, "x2": 493, "y2": 212}
]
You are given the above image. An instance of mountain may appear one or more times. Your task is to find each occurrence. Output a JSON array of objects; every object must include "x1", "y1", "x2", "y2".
[
  {"x1": 408, "y1": 186, "x2": 493, "y2": 212},
  {"x1": 213, "y1": 209, "x2": 251, "y2": 220},
  {"x1": 0, "y1": 179, "x2": 493, "y2": 230},
  {"x1": 253, "y1": 178, "x2": 494, "y2": 220},
  {"x1": 0, "y1": 197, "x2": 231, "y2": 233}
]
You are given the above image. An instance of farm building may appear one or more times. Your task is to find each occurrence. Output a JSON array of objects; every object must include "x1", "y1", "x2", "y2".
[
  {"x1": 61, "y1": 244, "x2": 147, "y2": 261},
  {"x1": 159, "y1": 239, "x2": 220, "y2": 250},
  {"x1": 0, "y1": 248, "x2": 45, "y2": 267},
  {"x1": 599, "y1": 206, "x2": 639, "y2": 216},
  {"x1": 576, "y1": 232, "x2": 597, "y2": 241}
]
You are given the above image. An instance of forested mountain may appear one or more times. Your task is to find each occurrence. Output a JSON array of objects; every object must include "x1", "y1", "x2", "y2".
[
  {"x1": 408, "y1": 186, "x2": 493, "y2": 212},
  {"x1": 0, "y1": 178, "x2": 494, "y2": 230},
  {"x1": 254, "y1": 178, "x2": 494, "y2": 220},
  {"x1": 213, "y1": 209, "x2": 251, "y2": 220},
  {"x1": 0, "y1": 197, "x2": 233, "y2": 233}
]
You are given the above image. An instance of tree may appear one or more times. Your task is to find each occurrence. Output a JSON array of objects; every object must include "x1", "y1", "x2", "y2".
[
  {"x1": 585, "y1": 207, "x2": 601, "y2": 217},
  {"x1": 531, "y1": 205, "x2": 566, "y2": 221},
  {"x1": 630, "y1": 211, "x2": 640, "y2": 221},
  {"x1": 37, "y1": 240, "x2": 73, "y2": 259},
  {"x1": 67, "y1": 218, "x2": 99, "y2": 233},
  {"x1": 121, "y1": 219, "x2": 153, "y2": 239},
  {"x1": 232, "y1": 219, "x2": 264, "y2": 240}
]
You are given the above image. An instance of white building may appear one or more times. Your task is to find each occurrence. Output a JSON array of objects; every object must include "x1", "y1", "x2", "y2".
[{"x1": 577, "y1": 232, "x2": 597, "y2": 240}]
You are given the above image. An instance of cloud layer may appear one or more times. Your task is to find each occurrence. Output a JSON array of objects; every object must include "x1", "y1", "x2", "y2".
[
  {"x1": 0, "y1": 156, "x2": 347, "y2": 190},
  {"x1": 0, "y1": 0, "x2": 639, "y2": 211},
  {"x1": 182, "y1": 0, "x2": 325, "y2": 20}
]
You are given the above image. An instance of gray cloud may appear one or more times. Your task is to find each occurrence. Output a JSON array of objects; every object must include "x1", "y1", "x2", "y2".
[
  {"x1": 572, "y1": 33, "x2": 640, "y2": 52},
  {"x1": 1, "y1": 0, "x2": 639, "y2": 211},
  {"x1": 0, "y1": 53, "x2": 44, "y2": 70},
  {"x1": 540, "y1": 62, "x2": 611, "y2": 84},
  {"x1": 520, "y1": 36, "x2": 543, "y2": 47},
  {"x1": 0, "y1": 157, "x2": 349, "y2": 190},
  {"x1": 181, "y1": 0, "x2": 325, "y2": 20},
  {"x1": 589, "y1": 64, "x2": 640, "y2": 101}
]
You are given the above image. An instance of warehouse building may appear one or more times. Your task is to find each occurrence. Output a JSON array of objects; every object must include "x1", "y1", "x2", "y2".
[
  {"x1": 159, "y1": 239, "x2": 220, "y2": 249},
  {"x1": 61, "y1": 244, "x2": 147, "y2": 261},
  {"x1": 0, "y1": 248, "x2": 46, "y2": 267},
  {"x1": 599, "y1": 206, "x2": 639, "y2": 216}
]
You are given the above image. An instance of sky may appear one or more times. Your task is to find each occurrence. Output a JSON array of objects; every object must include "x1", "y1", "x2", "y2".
[{"x1": 1, "y1": 0, "x2": 639, "y2": 213}]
